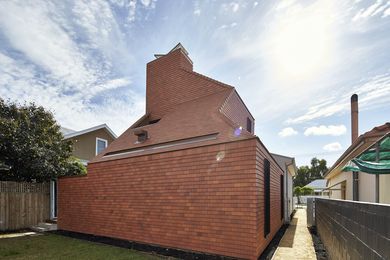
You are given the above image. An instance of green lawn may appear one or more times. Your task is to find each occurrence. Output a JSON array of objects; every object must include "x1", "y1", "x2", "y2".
[{"x1": 0, "y1": 233, "x2": 162, "y2": 260}]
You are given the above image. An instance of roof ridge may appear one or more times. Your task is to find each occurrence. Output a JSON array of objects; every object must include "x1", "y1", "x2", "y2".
[
  {"x1": 181, "y1": 68, "x2": 234, "y2": 90},
  {"x1": 63, "y1": 124, "x2": 117, "y2": 139}
]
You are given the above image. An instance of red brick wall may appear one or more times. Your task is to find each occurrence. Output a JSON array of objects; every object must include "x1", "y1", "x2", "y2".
[
  {"x1": 255, "y1": 140, "x2": 284, "y2": 256},
  {"x1": 220, "y1": 90, "x2": 255, "y2": 134},
  {"x1": 58, "y1": 138, "x2": 283, "y2": 259},
  {"x1": 146, "y1": 49, "x2": 229, "y2": 120}
]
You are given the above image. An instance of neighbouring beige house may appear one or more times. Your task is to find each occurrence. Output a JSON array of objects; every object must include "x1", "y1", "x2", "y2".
[
  {"x1": 61, "y1": 124, "x2": 117, "y2": 165},
  {"x1": 272, "y1": 153, "x2": 297, "y2": 223},
  {"x1": 47, "y1": 124, "x2": 117, "y2": 219},
  {"x1": 324, "y1": 122, "x2": 390, "y2": 204}
]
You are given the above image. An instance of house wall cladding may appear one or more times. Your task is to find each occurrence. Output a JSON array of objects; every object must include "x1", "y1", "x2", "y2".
[
  {"x1": 58, "y1": 138, "x2": 283, "y2": 259},
  {"x1": 316, "y1": 198, "x2": 390, "y2": 260},
  {"x1": 220, "y1": 91, "x2": 254, "y2": 134}
]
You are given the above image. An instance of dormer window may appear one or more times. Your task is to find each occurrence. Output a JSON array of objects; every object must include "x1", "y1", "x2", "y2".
[
  {"x1": 96, "y1": 138, "x2": 108, "y2": 155},
  {"x1": 247, "y1": 117, "x2": 252, "y2": 133},
  {"x1": 134, "y1": 129, "x2": 148, "y2": 143}
]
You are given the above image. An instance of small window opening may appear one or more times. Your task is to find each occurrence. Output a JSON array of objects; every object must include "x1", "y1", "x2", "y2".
[
  {"x1": 134, "y1": 129, "x2": 148, "y2": 142},
  {"x1": 247, "y1": 117, "x2": 252, "y2": 133},
  {"x1": 149, "y1": 119, "x2": 160, "y2": 124},
  {"x1": 264, "y1": 158, "x2": 271, "y2": 237}
]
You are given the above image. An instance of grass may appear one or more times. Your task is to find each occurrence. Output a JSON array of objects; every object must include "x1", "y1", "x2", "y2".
[{"x1": 0, "y1": 233, "x2": 162, "y2": 260}]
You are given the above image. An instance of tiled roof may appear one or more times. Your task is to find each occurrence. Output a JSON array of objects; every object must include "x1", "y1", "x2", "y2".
[{"x1": 92, "y1": 88, "x2": 253, "y2": 163}]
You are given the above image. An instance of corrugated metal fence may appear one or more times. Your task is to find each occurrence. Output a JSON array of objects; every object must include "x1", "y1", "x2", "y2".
[{"x1": 0, "y1": 181, "x2": 50, "y2": 231}]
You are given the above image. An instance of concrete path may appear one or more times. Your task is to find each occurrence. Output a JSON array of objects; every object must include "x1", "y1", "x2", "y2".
[
  {"x1": 0, "y1": 231, "x2": 40, "y2": 239},
  {"x1": 272, "y1": 208, "x2": 316, "y2": 260}
]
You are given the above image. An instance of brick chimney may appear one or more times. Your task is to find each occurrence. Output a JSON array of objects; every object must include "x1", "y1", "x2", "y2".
[
  {"x1": 145, "y1": 43, "x2": 227, "y2": 121},
  {"x1": 351, "y1": 94, "x2": 358, "y2": 143},
  {"x1": 146, "y1": 44, "x2": 194, "y2": 120}
]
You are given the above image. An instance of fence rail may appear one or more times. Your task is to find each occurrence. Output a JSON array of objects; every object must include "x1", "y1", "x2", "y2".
[{"x1": 0, "y1": 181, "x2": 50, "y2": 231}]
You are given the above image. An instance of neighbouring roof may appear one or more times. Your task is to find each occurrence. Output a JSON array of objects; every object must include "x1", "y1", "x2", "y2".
[
  {"x1": 61, "y1": 124, "x2": 117, "y2": 140},
  {"x1": 325, "y1": 122, "x2": 390, "y2": 179},
  {"x1": 60, "y1": 127, "x2": 76, "y2": 135},
  {"x1": 305, "y1": 179, "x2": 327, "y2": 192},
  {"x1": 271, "y1": 153, "x2": 297, "y2": 177}
]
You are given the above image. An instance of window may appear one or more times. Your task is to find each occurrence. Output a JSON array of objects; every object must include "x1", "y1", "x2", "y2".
[
  {"x1": 134, "y1": 129, "x2": 148, "y2": 143},
  {"x1": 247, "y1": 117, "x2": 252, "y2": 133},
  {"x1": 281, "y1": 174, "x2": 284, "y2": 220},
  {"x1": 96, "y1": 138, "x2": 108, "y2": 155},
  {"x1": 264, "y1": 158, "x2": 271, "y2": 237}
]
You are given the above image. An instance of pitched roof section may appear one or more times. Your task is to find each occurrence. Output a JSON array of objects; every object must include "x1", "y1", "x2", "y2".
[
  {"x1": 271, "y1": 153, "x2": 297, "y2": 177},
  {"x1": 325, "y1": 122, "x2": 390, "y2": 179},
  {"x1": 60, "y1": 127, "x2": 76, "y2": 136},
  {"x1": 305, "y1": 179, "x2": 327, "y2": 191},
  {"x1": 62, "y1": 124, "x2": 117, "y2": 139},
  {"x1": 91, "y1": 45, "x2": 255, "y2": 163}
]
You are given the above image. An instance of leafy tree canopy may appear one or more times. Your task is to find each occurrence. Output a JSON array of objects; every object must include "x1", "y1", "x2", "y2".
[
  {"x1": 293, "y1": 157, "x2": 328, "y2": 187},
  {"x1": 0, "y1": 98, "x2": 86, "y2": 182}
]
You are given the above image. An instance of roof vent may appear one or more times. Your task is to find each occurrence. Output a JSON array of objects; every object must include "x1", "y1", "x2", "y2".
[{"x1": 134, "y1": 129, "x2": 148, "y2": 143}]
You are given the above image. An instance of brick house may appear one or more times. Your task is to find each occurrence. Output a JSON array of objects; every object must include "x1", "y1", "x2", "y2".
[{"x1": 58, "y1": 44, "x2": 284, "y2": 259}]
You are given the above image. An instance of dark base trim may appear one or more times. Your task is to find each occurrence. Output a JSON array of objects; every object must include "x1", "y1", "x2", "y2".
[
  {"x1": 258, "y1": 224, "x2": 289, "y2": 260},
  {"x1": 52, "y1": 230, "x2": 240, "y2": 260}
]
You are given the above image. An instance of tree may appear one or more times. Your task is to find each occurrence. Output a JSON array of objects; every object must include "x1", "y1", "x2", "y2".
[
  {"x1": 309, "y1": 157, "x2": 328, "y2": 180},
  {"x1": 294, "y1": 165, "x2": 310, "y2": 187},
  {"x1": 294, "y1": 186, "x2": 303, "y2": 204},
  {"x1": 301, "y1": 186, "x2": 314, "y2": 196},
  {"x1": 0, "y1": 98, "x2": 86, "y2": 182},
  {"x1": 293, "y1": 157, "x2": 329, "y2": 187}
]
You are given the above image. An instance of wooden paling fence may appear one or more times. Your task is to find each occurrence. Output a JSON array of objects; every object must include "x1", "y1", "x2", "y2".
[{"x1": 0, "y1": 181, "x2": 50, "y2": 231}]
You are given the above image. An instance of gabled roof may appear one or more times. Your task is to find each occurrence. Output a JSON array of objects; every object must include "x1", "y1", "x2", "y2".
[
  {"x1": 305, "y1": 179, "x2": 327, "y2": 191},
  {"x1": 60, "y1": 127, "x2": 76, "y2": 135},
  {"x1": 91, "y1": 88, "x2": 253, "y2": 163},
  {"x1": 62, "y1": 124, "x2": 117, "y2": 139},
  {"x1": 325, "y1": 122, "x2": 390, "y2": 179},
  {"x1": 271, "y1": 153, "x2": 297, "y2": 177}
]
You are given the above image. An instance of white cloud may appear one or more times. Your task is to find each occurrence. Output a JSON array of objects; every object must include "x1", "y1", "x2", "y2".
[
  {"x1": 323, "y1": 142, "x2": 342, "y2": 152},
  {"x1": 0, "y1": 0, "x2": 144, "y2": 135},
  {"x1": 140, "y1": 0, "x2": 151, "y2": 7},
  {"x1": 221, "y1": 2, "x2": 239, "y2": 13},
  {"x1": 352, "y1": 0, "x2": 390, "y2": 21},
  {"x1": 287, "y1": 72, "x2": 390, "y2": 124},
  {"x1": 253, "y1": 2, "x2": 258, "y2": 8},
  {"x1": 231, "y1": 2, "x2": 239, "y2": 12},
  {"x1": 383, "y1": 7, "x2": 390, "y2": 17},
  {"x1": 0, "y1": 1, "x2": 95, "y2": 87},
  {"x1": 194, "y1": 9, "x2": 201, "y2": 15},
  {"x1": 278, "y1": 127, "x2": 298, "y2": 137},
  {"x1": 276, "y1": 0, "x2": 296, "y2": 10},
  {"x1": 304, "y1": 125, "x2": 347, "y2": 136}
]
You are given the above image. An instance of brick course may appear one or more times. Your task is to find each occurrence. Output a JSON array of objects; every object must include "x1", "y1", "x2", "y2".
[{"x1": 58, "y1": 138, "x2": 283, "y2": 259}]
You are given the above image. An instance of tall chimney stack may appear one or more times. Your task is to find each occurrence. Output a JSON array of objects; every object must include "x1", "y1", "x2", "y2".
[{"x1": 351, "y1": 94, "x2": 359, "y2": 143}]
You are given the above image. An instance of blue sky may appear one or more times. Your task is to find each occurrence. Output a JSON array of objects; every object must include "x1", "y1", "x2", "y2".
[{"x1": 0, "y1": 0, "x2": 389, "y2": 167}]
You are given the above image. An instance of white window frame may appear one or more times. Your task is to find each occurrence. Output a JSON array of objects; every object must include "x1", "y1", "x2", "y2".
[{"x1": 96, "y1": 137, "x2": 108, "y2": 155}]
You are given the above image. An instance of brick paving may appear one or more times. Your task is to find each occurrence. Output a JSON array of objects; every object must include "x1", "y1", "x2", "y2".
[{"x1": 272, "y1": 208, "x2": 316, "y2": 260}]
